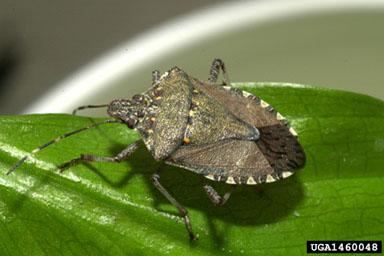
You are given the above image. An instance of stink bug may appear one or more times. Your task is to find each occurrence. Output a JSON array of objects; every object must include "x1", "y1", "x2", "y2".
[{"x1": 7, "y1": 59, "x2": 306, "y2": 240}]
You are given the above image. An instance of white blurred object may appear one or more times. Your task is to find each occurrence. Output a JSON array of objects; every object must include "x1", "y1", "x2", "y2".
[{"x1": 25, "y1": 0, "x2": 384, "y2": 114}]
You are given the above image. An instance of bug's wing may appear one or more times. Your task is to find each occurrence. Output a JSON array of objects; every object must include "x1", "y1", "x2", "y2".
[
  {"x1": 166, "y1": 139, "x2": 289, "y2": 185},
  {"x1": 185, "y1": 86, "x2": 259, "y2": 146},
  {"x1": 195, "y1": 82, "x2": 281, "y2": 128},
  {"x1": 179, "y1": 81, "x2": 306, "y2": 183},
  {"x1": 142, "y1": 68, "x2": 192, "y2": 160}
]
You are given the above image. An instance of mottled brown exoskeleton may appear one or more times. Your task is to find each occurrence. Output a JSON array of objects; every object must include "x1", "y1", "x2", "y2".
[{"x1": 7, "y1": 59, "x2": 305, "y2": 240}]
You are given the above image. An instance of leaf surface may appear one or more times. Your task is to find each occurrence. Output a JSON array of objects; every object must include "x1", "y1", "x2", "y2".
[{"x1": 0, "y1": 83, "x2": 383, "y2": 255}]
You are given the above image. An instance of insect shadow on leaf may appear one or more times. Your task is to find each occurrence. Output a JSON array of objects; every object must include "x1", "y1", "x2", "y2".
[
  {"x1": 144, "y1": 164, "x2": 304, "y2": 247},
  {"x1": 7, "y1": 59, "x2": 306, "y2": 241}
]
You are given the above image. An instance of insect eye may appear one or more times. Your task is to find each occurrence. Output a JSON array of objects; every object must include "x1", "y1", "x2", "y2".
[
  {"x1": 132, "y1": 94, "x2": 144, "y2": 103},
  {"x1": 127, "y1": 118, "x2": 138, "y2": 128}
]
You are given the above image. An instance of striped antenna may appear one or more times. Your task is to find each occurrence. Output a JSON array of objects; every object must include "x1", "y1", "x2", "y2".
[
  {"x1": 6, "y1": 119, "x2": 120, "y2": 175},
  {"x1": 72, "y1": 104, "x2": 109, "y2": 115}
]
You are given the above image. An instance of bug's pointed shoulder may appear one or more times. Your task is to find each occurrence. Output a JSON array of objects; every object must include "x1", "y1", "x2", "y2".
[{"x1": 159, "y1": 66, "x2": 189, "y2": 81}]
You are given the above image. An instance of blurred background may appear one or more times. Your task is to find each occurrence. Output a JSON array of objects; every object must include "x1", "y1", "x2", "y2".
[{"x1": 0, "y1": 0, "x2": 383, "y2": 115}]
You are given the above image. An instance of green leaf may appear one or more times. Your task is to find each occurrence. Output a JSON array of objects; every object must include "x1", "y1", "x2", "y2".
[{"x1": 0, "y1": 83, "x2": 383, "y2": 255}]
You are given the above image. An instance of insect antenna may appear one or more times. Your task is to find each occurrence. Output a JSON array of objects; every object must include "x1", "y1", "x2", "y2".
[
  {"x1": 6, "y1": 119, "x2": 121, "y2": 175},
  {"x1": 72, "y1": 104, "x2": 109, "y2": 115}
]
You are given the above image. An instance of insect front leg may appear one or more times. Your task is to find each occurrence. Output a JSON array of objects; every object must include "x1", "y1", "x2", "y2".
[
  {"x1": 151, "y1": 171, "x2": 197, "y2": 241},
  {"x1": 203, "y1": 184, "x2": 233, "y2": 206},
  {"x1": 208, "y1": 58, "x2": 230, "y2": 86},
  {"x1": 58, "y1": 141, "x2": 140, "y2": 172}
]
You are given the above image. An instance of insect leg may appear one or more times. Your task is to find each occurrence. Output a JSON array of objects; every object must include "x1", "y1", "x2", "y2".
[
  {"x1": 151, "y1": 172, "x2": 197, "y2": 241},
  {"x1": 58, "y1": 141, "x2": 140, "y2": 172},
  {"x1": 72, "y1": 104, "x2": 109, "y2": 115},
  {"x1": 152, "y1": 70, "x2": 161, "y2": 85},
  {"x1": 208, "y1": 58, "x2": 230, "y2": 85},
  {"x1": 203, "y1": 184, "x2": 233, "y2": 206},
  {"x1": 7, "y1": 119, "x2": 120, "y2": 175}
]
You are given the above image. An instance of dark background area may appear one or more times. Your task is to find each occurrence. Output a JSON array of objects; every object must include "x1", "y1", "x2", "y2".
[{"x1": 0, "y1": 1, "x2": 220, "y2": 114}]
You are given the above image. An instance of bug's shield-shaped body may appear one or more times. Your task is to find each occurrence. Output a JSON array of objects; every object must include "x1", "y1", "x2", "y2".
[{"x1": 110, "y1": 67, "x2": 305, "y2": 185}]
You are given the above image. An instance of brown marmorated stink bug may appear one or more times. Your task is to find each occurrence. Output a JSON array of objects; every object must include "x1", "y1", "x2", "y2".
[{"x1": 7, "y1": 59, "x2": 306, "y2": 240}]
